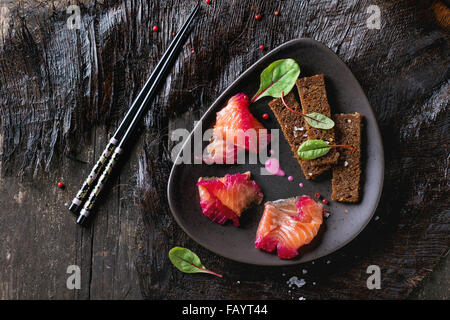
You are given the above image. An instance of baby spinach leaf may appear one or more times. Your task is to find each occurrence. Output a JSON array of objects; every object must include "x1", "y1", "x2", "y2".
[
  {"x1": 169, "y1": 247, "x2": 223, "y2": 277},
  {"x1": 297, "y1": 139, "x2": 331, "y2": 160},
  {"x1": 251, "y1": 59, "x2": 301, "y2": 102},
  {"x1": 304, "y1": 112, "x2": 335, "y2": 130}
]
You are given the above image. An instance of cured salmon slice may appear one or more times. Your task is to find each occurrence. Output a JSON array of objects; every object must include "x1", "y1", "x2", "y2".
[
  {"x1": 203, "y1": 93, "x2": 271, "y2": 163},
  {"x1": 255, "y1": 196, "x2": 323, "y2": 259},
  {"x1": 197, "y1": 172, "x2": 263, "y2": 227}
]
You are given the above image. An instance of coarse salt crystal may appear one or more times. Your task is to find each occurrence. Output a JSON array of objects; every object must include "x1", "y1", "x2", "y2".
[
  {"x1": 308, "y1": 172, "x2": 312, "y2": 176},
  {"x1": 326, "y1": 260, "x2": 331, "y2": 264},
  {"x1": 344, "y1": 161, "x2": 349, "y2": 167},
  {"x1": 299, "y1": 296, "x2": 306, "y2": 300},
  {"x1": 287, "y1": 276, "x2": 306, "y2": 288},
  {"x1": 302, "y1": 269, "x2": 308, "y2": 274}
]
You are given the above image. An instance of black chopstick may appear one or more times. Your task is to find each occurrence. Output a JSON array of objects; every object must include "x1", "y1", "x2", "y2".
[
  {"x1": 71, "y1": 2, "x2": 200, "y2": 225},
  {"x1": 69, "y1": 2, "x2": 199, "y2": 215}
]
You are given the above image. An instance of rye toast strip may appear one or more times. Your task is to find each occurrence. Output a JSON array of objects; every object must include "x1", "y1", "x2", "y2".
[
  {"x1": 268, "y1": 91, "x2": 331, "y2": 180},
  {"x1": 331, "y1": 113, "x2": 362, "y2": 203},
  {"x1": 296, "y1": 75, "x2": 339, "y2": 167}
]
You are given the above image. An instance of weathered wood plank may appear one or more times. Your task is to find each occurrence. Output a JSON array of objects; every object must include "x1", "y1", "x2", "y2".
[
  {"x1": 0, "y1": 0, "x2": 143, "y2": 299},
  {"x1": 0, "y1": 124, "x2": 141, "y2": 299},
  {"x1": 0, "y1": 128, "x2": 95, "y2": 299}
]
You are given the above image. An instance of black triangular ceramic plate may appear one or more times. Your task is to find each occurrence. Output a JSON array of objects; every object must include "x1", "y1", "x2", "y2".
[{"x1": 168, "y1": 38, "x2": 384, "y2": 266}]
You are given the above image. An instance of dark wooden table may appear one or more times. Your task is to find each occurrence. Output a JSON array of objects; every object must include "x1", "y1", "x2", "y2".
[{"x1": 0, "y1": 0, "x2": 448, "y2": 299}]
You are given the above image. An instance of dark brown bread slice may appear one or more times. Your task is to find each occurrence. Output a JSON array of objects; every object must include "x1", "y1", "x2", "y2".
[
  {"x1": 296, "y1": 75, "x2": 339, "y2": 167},
  {"x1": 331, "y1": 113, "x2": 363, "y2": 203},
  {"x1": 268, "y1": 91, "x2": 331, "y2": 180}
]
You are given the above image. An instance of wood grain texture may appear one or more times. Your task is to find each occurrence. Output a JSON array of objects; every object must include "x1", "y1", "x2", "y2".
[{"x1": 0, "y1": 0, "x2": 448, "y2": 299}]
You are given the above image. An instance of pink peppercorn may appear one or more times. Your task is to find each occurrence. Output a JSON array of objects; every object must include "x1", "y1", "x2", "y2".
[
  {"x1": 255, "y1": 14, "x2": 262, "y2": 21},
  {"x1": 259, "y1": 45, "x2": 265, "y2": 50},
  {"x1": 322, "y1": 198, "x2": 328, "y2": 204},
  {"x1": 262, "y1": 113, "x2": 269, "y2": 119},
  {"x1": 288, "y1": 176, "x2": 293, "y2": 181}
]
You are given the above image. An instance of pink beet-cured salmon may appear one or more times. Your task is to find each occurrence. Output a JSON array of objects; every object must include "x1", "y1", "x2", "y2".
[
  {"x1": 197, "y1": 172, "x2": 263, "y2": 227},
  {"x1": 255, "y1": 196, "x2": 324, "y2": 259},
  {"x1": 203, "y1": 93, "x2": 271, "y2": 163}
]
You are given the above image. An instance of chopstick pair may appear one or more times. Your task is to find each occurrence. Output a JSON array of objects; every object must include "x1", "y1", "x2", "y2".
[{"x1": 69, "y1": 2, "x2": 200, "y2": 226}]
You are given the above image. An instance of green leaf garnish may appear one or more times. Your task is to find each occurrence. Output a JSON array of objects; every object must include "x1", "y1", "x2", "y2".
[
  {"x1": 304, "y1": 112, "x2": 335, "y2": 130},
  {"x1": 297, "y1": 140, "x2": 331, "y2": 160},
  {"x1": 168, "y1": 247, "x2": 223, "y2": 278},
  {"x1": 297, "y1": 139, "x2": 355, "y2": 160},
  {"x1": 280, "y1": 91, "x2": 334, "y2": 130},
  {"x1": 251, "y1": 59, "x2": 301, "y2": 102}
]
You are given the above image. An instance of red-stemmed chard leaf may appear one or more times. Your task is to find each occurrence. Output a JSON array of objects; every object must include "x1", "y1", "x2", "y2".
[
  {"x1": 251, "y1": 59, "x2": 301, "y2": 103},
  {"x1": 169, "y1": 247, "x2": 223, "y2": 278},
  {"x1": 280, "y1": 91, "x2": 335, "y2": 130},
  {"x1": 297, "y1": 139, "x2": 355, "y2": 160}
]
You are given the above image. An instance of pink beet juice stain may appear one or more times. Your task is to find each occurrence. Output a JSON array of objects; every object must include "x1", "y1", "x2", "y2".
[{"x1": 265, "y1": 158, "x2": 285, "y2": 176}]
